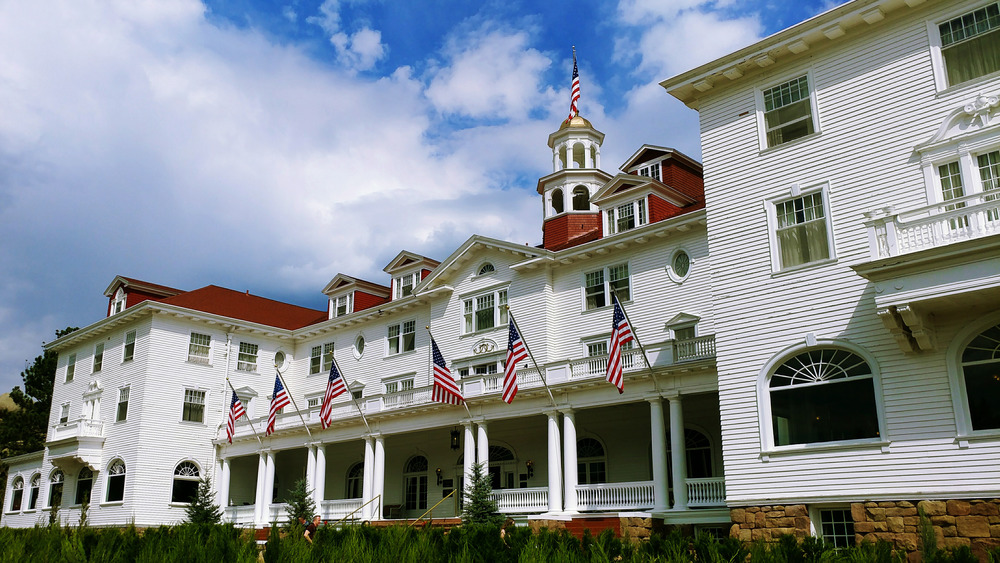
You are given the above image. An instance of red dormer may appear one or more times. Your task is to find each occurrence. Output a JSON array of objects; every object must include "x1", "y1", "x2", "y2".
[
  {"x1": 592, "y1": 173, "x2": 702, "y2": 238},
  {"x1": 321, "y1": 274, "x2": 391, "y2": 319},
  {"x1": 383, "y1": 251, "x2": 440, "y2": 300},
  {"x1": 103, "y1": 276, "x2": 184, "y2": 317},
  {"x1": 620, "y1": 145, "x2": 704, "y2": 201}
]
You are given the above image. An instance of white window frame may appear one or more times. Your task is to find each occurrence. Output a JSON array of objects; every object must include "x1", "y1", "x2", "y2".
[
  {"x1": 92, "y1": 343, "x2": 104, "y2": 373},
  {"x1": 66, "y1": 353, "x2": 76, "y2": 383},
  {"x1": 394, "y1": 272, "x2": 419, "y2": 300},
  {"x1": 637, "y1": 162, "x2": 660, "y2": 182},
  {"x1": 353, "y1": 333, "x2": 366, "y2": 359},
  {"x1": 947, "y1": 312, "x2": 1000, "y2": 441},
  {"x1": 666, "y1": 248, "x2": 692, "y2": 283},
  {"x1": 808, "y1": 505, "x2": 856, "y2": 549},
  {"x1": 387, "y1": 320, "x2": 416, "y2": 356},
  {"x1": 604, "y1": 197, "x2": 648, "y2": 235},
  {"x1": 764, "y1": 183, "x2": 836, "y2": 273},
  {"x1": 922, "y1": 145, "x2": 1000, "y2": 212},
  {"x1": 181, "y1": 388, "x2": 207, "y2": 423},
  {"x1": 116, "y1": 386, "x2": 129, "y2": 422},
  {"x1": 187, "y1": 333, "x2": 211, "y2": 365},
  {"x1": 237, "y1": 342, "x2": 258, "y2": 372},
  {"x1": 333, "y1": 294, "x2": 352, "y2": 317},
  {"x1": 928, "y1": 2, "x2": 1000, "y2": 92},
  {"x1": 123, "y1": 330, "x2": 136, "y2": 362},
  {"x1": 310, "y1": 342, "x2": 334, "y2": 374},
  {"x1": 755, "y1": 71, "x2": 821, "y2": 151},
  {"x1": 583, "y1": 263, "x2": 631, "y2": 310},
  {"x1": 461, "y1": 287, "x2": 508, "y2": 334},
  {"x1": 59, "y1": 403, "x2": 70, "y2": 424},
  {"x1": 112, "y1": 288, "x2": 126, "y2": 315},
  {"x1": 383, "y1": 375, "x2": 415, "y2": 395}
]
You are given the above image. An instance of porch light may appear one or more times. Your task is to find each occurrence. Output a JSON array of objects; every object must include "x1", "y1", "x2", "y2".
[
  {"x1": 525, "y1": 459, "x2": 534, "y2": 479},
  {"x1": 450, "y1": 428, "x2": 460, "y2": 450},
  {"x1": 436, "y1": 468, "x2": 443, "y2": 485}
]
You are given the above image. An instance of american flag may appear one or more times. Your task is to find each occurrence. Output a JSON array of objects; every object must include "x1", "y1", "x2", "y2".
[
  {"x1": 503, "y1": 321, "x2": 527, "y2": 404},
  {"x1": 266, "y1": 373, "x2": 291, "y2": 436},
  {"x1": 320, "y1": 360, "x2": 347, "y2": 429},
  {"x1": 566, "y1": 50, "x2": 580, "y2": 121},
  {"x1": 430, "y1": 338, "x2": 464, "y2": 405},
  {"x1": 606, "y1": 293, "x2": 634, "y2": 394},
  {"x1": 226, "y1": 390, "x2": 246, "y2": 444}
]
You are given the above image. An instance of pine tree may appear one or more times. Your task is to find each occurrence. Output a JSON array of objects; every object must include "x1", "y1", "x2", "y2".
[
  {"x1": 283, "y1": 478, "x2": 316, "y2": 527},
  {"x1": 462, "y1": 462, "x2": 503, "y2": 526},
  {"x1": 185, "y1": 476, "x2": 223, "y2": 525}
]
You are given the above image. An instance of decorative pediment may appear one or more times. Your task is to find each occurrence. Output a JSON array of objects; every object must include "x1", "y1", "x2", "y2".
[
  {"x1": 592, "y1": 173, "x2": 698, "y2": 207},
  {"x1": 418, "y1": 235, "x2": 547, "y2": 290},
  {"x1": 665, "y1": 312, "x2": 701, "y2": 328},
  {"x1": 918, "y1": 93, "x2": 1000, "y2": 151},
  {"x1": 383, "y1": 251, "x2": 439, "y2": 275}
]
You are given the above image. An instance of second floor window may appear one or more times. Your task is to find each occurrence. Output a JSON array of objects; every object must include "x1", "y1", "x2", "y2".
[
  {"x1": 310, "y1": 342, "x2": 334, "y2": 374},
  {"x1": 384, "y1": 377, "x2": 414, "y2": 394},
  {"x1": 59, "y1": 403, "x2": 70, "y2": 424},
  {"x1": 772, "y1": 191, "x2": 832, "y2": 270},
  {"x1": 123, "y1": 330, "x2": 136, "y2": 362},
  {"x1": 188, "y1": 333, "x2": 211, "y2": 364},
  {"x1": 182, "y1": 389, "x2": 206, "y2": 423},
  {"x1": 116, "y1": 387, "x2": 129, "y2": 422},
  {"x1": 938, "y1": 3, "x2": 1000, "y2": 87},
  {"x1": 463, "y1": 289, "x2": 508, "y2": 334},
  {"x1": 66, "y1": 354, "x2": 76, "y2": 383},
  {"x1": 606, "y1": 199, "x2": 647, "y2": 235},
  {"x1": 388, "y1": 321, "x2": 416, "y2": 355},
  {"x1": 93, "y1": 343, "x2": 104, "y2": 373},
  {"x1": 237, "y1": 342, "x2": 258, "y2": 372},
  {"x1": 761, "y1": 75, "x2": 816, "y2": 147},
  {"x1": 585, "y1": 263, "x2": 630, "y2": 310}
]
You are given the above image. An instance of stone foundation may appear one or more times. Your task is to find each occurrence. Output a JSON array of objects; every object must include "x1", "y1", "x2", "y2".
[{"x1": 729, "y1": 504, "x2": 810, "y2": 542}]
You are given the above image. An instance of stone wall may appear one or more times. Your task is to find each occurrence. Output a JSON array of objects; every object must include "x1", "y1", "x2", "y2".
[{"x1": 729, "y1": 505, "x2": 810, "y2": 542}]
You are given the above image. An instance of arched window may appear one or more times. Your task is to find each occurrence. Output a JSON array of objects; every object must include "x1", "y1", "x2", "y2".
[
  {"x1": 551, "y1": 189, "x2": 564, "y2": 215},
  {"x1": 665, "y1": 428, "x2": 714, "y2": 479},
  {"x1": 9, "y1": 476, "x2": 23, "y2": 512},
  {"x1": 488, "y1": 445, "x2": 516, "y2": 489},
  {"x1": 768, "y1": 348, "x2": 879, "y2": 446},
  {"x1": 75, "y1": 467, "x2": 94, "y2": 505},
  {"x1": 572, "y1": 186, "x2": 590, "y2": 210},
  {"x1": 48, "y1": 470, "x2": 64, "y2": 508},
  {"x1": 959, "y1": 322, "x2": 1000, "y2": 430},
  {"x1": 577, "y1": 437, "x2": 607, "y2": 484},
  {"x1": 403, "y1": 455, "x2": 428, "y2": 511},
  {"x1": 171, "y1": 461, "x2": 200, "y2": 504},
  {"x1": 345, "y1": 462, "x2": 364, "y2": 499},
  {"x1": 478, "y1": 263, "x2": 495, "y2": 276},
  {"x1": 28, "y1": 474, "x2": 40, "y2": 510},
  {"x1": 106, "y1": 459, "x2": 126, "y2": 503}
]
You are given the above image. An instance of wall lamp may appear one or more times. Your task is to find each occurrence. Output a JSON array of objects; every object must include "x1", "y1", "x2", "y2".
[
  {"x1": 450, "y1": 428, "x2": 461, "y2": 450},
  {"x1": 525, "y1": 459, "x2": 534, "y2": 479},
  {"x1": 436, "y1": 468, "x2": 443, "y2": 485}
]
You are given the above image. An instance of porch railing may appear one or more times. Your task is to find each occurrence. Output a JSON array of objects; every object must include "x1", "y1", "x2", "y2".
[
  {"x1": 321, "y1": 498, "x2": 364, "y2": 521},
  {"x1": 863, "y1": 193, "x2": 1000, "y2": 259},
  {"x1": 268, "y1": 503, "x2": 289, "y2": 524},
  {"x1": 224, "y1": 505, "x2": 256, "y2": 525},
  {"x1": 576, "y1": 480, "x2": 654, "y2": 511},
  {"x1": 491, "y1": 487, "x2": 548, "y2": 514},
  {"x1": 686, "y1": 477, "x2": 726, "y2": 508}
]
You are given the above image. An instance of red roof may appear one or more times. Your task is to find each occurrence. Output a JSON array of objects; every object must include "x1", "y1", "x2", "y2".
[{"x1": 160, "y1": 285, "x2": 327, "y2": 330}]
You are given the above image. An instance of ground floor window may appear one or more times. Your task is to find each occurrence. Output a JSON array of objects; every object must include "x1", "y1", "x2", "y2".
[
  {"x1": 48, "y1": 470, "x2": 64, "y2": 508},
  {"x1": 577, "y1": 437, "x2": 607, "y2": 484},
  {"x1": 28, "y1": 474, "x2": 40, "y2": 510},
  {"x1": 961, "y1": 322, "x2": 1000, "y2": 431},
  {"x1": 171, "y1": 461, "x2": 200, "y2": 503},
  {"x1": 403, "y1": 456, "x2": 428, "y2": 511},
  {"x1": 106, "y1": 459, "x2": 126, "y2": 502},
  {"x1": 75, "y1": 468, "x2": 94, "y2": 505},
  {"x1": 9, "y1": 476, "x2": 23, "y2": 511},
  {"x1": 488, "y1": 445, "x2": 516, "y2": 490},
  {"x1": 346, "y1": 462, "x2": 363, "y2": 499},
  {"x1": 818, "y1": 507, "x2": 855, "y2": 548}
]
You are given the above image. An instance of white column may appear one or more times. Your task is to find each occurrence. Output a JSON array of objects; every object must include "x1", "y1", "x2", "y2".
[
  {"x1": 668, "y1": 395, "x2": 688, "y2": 510},
  {"x1": 553, "y1": 150, "x2": 560, "y2": 172},
  {"x1": 594, "y1": 145, "x2": 601, "y2": 169},
  {"x1": 263, "y1": 451, "x2": 276, "y2": 523},
  {"x1": 546, "y1": 411, "x2": 562, "y2": 513},
  {"x1": 476, "y1": 422, "x2": 489, "y2": 470},
  {"x1": 362, "y1": 436, "x2": 375, "y2": 520},
  {"x1": 584, "y1": 141, "x2": 593, "y2": 168},
  {"x1": 218, "y1": 458, "x2": 231, "y2": 514},
  {"x1": 648, "y1": 397, "x2": 669, "y2": 513},
  {"x1": 253, "y1": 453, "x2": 266, "y2": 524},
  {"x1": 373, "y1": 435, "x2": 386, "y2": 519},
  {"x1": 562, "y1": 409, "x2": 578, "y2": 512},
  {"x1": 462, "y1": 422, "x2": 475, "y2": 491},
  {"x1": 314, "y1": 445, "x2": 327, "y2": 513},
  {"x1": 305, "y1": 444, "x2": 317, "y2": 505}
]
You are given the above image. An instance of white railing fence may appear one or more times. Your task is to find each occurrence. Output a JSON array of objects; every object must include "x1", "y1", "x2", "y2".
[
  {"x1": 321, "y1": 498, "x2": 364, "y2": 521},
  {"x1": 491, "y1": 487, "x2": 548, "y2": 514},
  {"x1": 50, "y1": 418, "x2": 105, "y2": 441},
  {"x1": 686, "y1": 477, "x2": 726, "y2": 508},
  {"x1": 575, "y1": 480, "x2": 654, "y2": 511},
  {"x1": 675, "y1": 336, "x2": 717, "y2": 362},
  {"x1": 864, "y1": 194, "x2": 1000, "y2": 259},
  {"x1": 224, "y1": 505, "x2": 256, "y2": 525}
]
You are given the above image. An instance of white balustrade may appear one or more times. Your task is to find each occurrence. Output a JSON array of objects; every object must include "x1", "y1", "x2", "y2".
[
  {"x1": 491, "y1": 487, "x2": 548, "y2": 513},
  {"x1": 320, "y1": 498, "x2": 364, "y2": 521},
  {"x1": 864, "y1": 194, "x2": 1000, "y2": 258},
  {"x1": 569, "y1": 348, "x2": 646, "y2": 380},
  {"x1": 268, "y1": 503, "x2": 289, "y2": 524},
  {"x1": 686, "y1": 477, "x2": 726, "y2": 508},
  {"x1": 675, "y1": 336, "x2": 717, "y2": 362},
  {"x1": 50, "y1": 418, "x2": 105, "y2": 441},
  {"x1": 575, "y1": 481, "x2": 654, "y2": 511},
  {"x1": 224, "y1": 505, "x2": 256, "y2": 525}
]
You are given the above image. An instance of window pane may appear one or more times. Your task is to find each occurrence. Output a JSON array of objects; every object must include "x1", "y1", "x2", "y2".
[
  {"x1": 93, "y1": 343, "x2": 104, "y2": 372},
  {"x1": 310, "y1": 346, "x2": 322, "y2": 374},
  {"x1": 183, "y1": 390, "x2": 206, "y2": 423},
  {"x1": 585, "y1": 270, "x2": 605, "y2": 309},
  {"x1": 775, "y1": 194, "x2": 829, "y2": 269},
  {"x1": 940, "y1": 4, "x2": 1000, "y2": 85},
  {"x1": 771, "y1": 378, "x2": 879, "y2": 445},
  {"x1": 763, "y1": 76, "x2": 814, "y2": 147},
  {"x1": 475, "y1": 294, "x2": 495, "y2": 331},
  {"x1": 609, "y1": 263, "x2": 630, "y2": 301}
]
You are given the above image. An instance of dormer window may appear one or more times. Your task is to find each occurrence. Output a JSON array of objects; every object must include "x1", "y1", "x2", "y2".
[
  {"x1": 606, "y1": 198, "x2": 648, "y2": 235},
  {"x1": 395, "y1": 272, "x2": 418, "y2": 299},
  {"x1": 638, "y1": 163, "x2": 660, "y2": 182},
  {"x1": 112, "y1": 288, "x2": 126, "y2": 315},
  {"x1": 334, "y1": 294, "x2": 353, "y2": 317}
]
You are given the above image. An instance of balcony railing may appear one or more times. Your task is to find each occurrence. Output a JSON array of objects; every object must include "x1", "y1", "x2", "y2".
[
  {"x1": 576, "y1": 480, "x2": 654, "y2": 511},
  {"x1": 675, "y1": 336, "x2": 717, "y2": 362},
  {"x1": 864, "y1": 193, "x2": 1000, "y2": 259},
  {"x1": 49, "y1": 418, "x2": 105, "y2": 442},
  {"x1": 491, "y1": 487, "x2": 548, "y2": 514},
  {"x1": 686, "y1": 477, "x2": 726, "y2": 508}
]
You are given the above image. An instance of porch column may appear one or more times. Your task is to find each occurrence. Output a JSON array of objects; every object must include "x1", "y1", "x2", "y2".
[
  {"x1": 668, "y1": 394, "x2": 688, "y2": 510},
  {"x1": 264, "y1": 450, "x2": 276, "y2": 521},
  {"x1": 462, "y1": 422, "x2": 475, "y2": 492},
  {"x1": 476, "y1": 421, "x2": 489, "y2": 471},
  {"x1": 253, "y1": 452, "x2": 266, "y2": 524},
  {"x1": 373, "y1": 435, "x2": 386, "y2": 519},
  {"x1": 305, "y1": 444, "x2": 317, "y2": 505},
  {"x1": 362, "y1": 436, "x2": 375, "y2": 520},
  {"x1": 562, "y1": 409, "x2": 578, "y2": 512},
  {"x1": 648, "y1": 397, "x2": 669, "y2": 512},
  {"x1": 218, "y1": 458, "x2": 231, "y2": 511},
  {"x1": 314, "y1": 444, "x2": 326, "y2": 513},
  {"x1": 546, "y1": 410, "x2": 562, "y2": 513}
]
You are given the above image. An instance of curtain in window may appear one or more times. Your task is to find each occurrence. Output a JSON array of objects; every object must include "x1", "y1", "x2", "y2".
[
  {"x1": 943, "y1": 28, "x2": 1000, "y2": 86},
  {"x1": 778, "y1": 220, "x2": 828, "y2": 268}
]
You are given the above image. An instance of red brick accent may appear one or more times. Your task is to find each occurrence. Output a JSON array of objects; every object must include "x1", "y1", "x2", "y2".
[
  {"x1": 661, "y1": 160, "x2": 705, "y2": 201},
  {"x1": 543, "y1": 213, "x2": 602, "y2": 251}
]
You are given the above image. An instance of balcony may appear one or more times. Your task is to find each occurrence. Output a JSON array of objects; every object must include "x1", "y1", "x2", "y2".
[
  {"x1": 46, "y1": 418, "x2": 105, "y2": 470},
  {"x1": 856, "y1": 198, "x2": 1000, "y2": 352}
]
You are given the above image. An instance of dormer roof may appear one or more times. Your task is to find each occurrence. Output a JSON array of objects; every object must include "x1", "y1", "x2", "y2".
[
  {"x1": 592, "y1": 173, "x2": 699, "y2": 208},
  {"x1": 619, "y1": 145, "x2": 703, "y2": 174},
  {"x1": 103, "y1": 276, "x2": 184, "y2": 299},
  {"x1": 383, "y1": 251, "x2": 440, "y2": 275},
  {"x1": 321, "y1": 274, "x2": 390, "y2": 298}
]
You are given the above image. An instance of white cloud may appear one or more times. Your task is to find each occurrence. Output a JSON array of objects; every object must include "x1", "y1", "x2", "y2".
[
  {"x1": 282, "y1": 5, "x2": 297, "y2": 23},
  {"x1": 307, "y1": 0, "x2": 386, "y2": 72}
]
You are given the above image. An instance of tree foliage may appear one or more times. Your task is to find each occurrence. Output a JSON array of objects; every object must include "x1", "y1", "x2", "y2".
[
  {"x1": 283, "y1": 478, "x2": 316, "y2": 526},
  {"x1": 462, "y1": 462, "x2": 503, "y2": 526},
  {"x1": 185, "y1": 477, "x2": 223, "y2": 525}
]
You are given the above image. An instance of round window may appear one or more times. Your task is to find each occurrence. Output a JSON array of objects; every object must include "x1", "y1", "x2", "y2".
[
  {"x1": 672, "y1": 251, "x2": 690, "y2": 278},
  {"x1": 273, "y1": 350, "x2": 286, "y2": 370},
  {"x1": 354, "y1": 335, "x2": 366, "y2": 359}
]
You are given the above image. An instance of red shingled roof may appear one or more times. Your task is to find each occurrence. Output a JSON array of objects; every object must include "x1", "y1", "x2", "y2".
[{"x1": 160, "y1": 285, "x2": 327, "y2": 330}]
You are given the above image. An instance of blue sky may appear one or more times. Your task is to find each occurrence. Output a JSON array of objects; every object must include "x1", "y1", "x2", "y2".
[{"x1": 0, "y1": 0, "x2": 833, "y2": 393}]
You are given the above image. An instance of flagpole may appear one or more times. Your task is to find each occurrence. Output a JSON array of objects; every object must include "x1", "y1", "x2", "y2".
[
  {"x1": 426, "y1": 326, "x2": 474, "y2": 419},
  {"x1": 328, "y1": 353, "x2": 372, "y2": 434},
  {"x1": 274, "y1": 365, "x2": 312, "y2": 439},
  {"x1": 226, "y1": 378, "x2": 262, "y2": 445},
  {"x1": 611, "y1": 291, "x2": 660, "y2": 392},
  {"x1": 507, "y1": 309, "x2": 558, "y2": 408}
]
